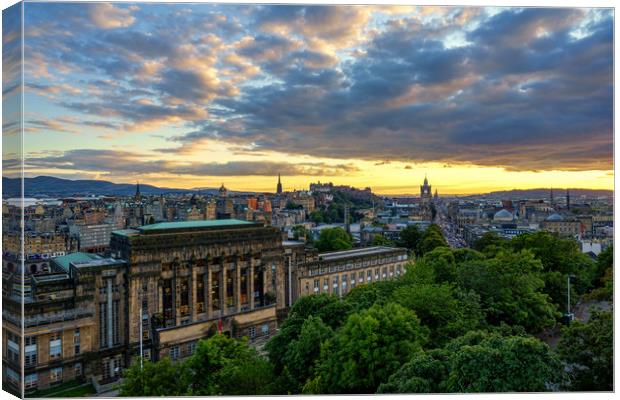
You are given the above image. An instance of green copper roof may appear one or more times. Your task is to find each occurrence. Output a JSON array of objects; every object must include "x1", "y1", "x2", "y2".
[
  {"x1": 53, "y1": 252, "x2": 98, "y2": 272},
  {"x1": 138, "y1": 219, "x2": 255, "y2": 233}
]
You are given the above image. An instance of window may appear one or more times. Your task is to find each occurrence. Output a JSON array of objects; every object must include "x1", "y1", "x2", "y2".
[
  {"x1": 249, "y1": 326, "x2": 256, "y2": 339},
  {"x1": 390, "y1": 266, "x2": 394, "y2": 277},
  {"x1": 323, "y1": 278, "x2": 329, "y2": 292},
  {"x1": 350, "y1": 273, "x2": 356, "y2": 289},
  {"x1": 5, "y1": 368, "x2": 19, "y2": 385},
  {"x1": 112, "y1": 300, "x2": 120, "y2": 345},
  {"x1": 99, "y1": 302, "x2": 108, "y2": 348},
  {"x1": 188, "y1": 341, "x2": 197, "y2": 355},
  {"x1": 170, "y1": 345, "x2": 180, "y2": 360},
  {"x1": 74, "y1": 329, "x2": 81, "y2": 355},
  {"x1": 382, "y1": 267, "x2": 387, "y2": 278},
  {"x1": 332, "y1": 275, "x2": 339, "y2": 296},
  {"x1": 7, "y1": 335, "x2": 20, "y2": 363},
  {"x1": 313, "y1": 279, "x2": 319, "y2": 293},
  {"x1": 341, "y1": 274, "x2": 347, "y2": 291},
  {"x1": 74, "y1": 363, "x2": 83, "y2": 377},
  {"x1": 367, "y1": 270, "x2": 372, "y2": 281},
  {"x1": 50, "y1": 367, "x2": 62, "y2": 383},
  {"x1": 25, "y1": 336, "x2": 37, "y2": 367},
  {"x1": 25, "y1": 373, "x2": 38, "y2": 390},
  {"x1": 49, "y1": 333, "x2": 62, "y2": 359},
  {"x1": 375, "y1": 268, "x2": 380, "y2": 280},
  {"x1": 261, "y1": 323, "x2": 270, "y2": 335},
  {"x1": 358, "y1": 271, "x2": 364, "y2": 283}
]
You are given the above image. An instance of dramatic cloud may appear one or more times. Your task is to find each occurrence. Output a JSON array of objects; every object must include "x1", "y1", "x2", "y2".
[
  {"x1": 20, "y1": 149, "x2": 360, "y2": 177},
  {"x1": 20, "y1": 4, "x2": 613, "y2": 177}
]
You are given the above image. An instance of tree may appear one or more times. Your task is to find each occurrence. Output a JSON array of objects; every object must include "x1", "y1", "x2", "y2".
[
  {"x1": 391, "y1": 283, "x2": 484, "y2": 347},
  {"x1": 266, "y1": 294, "x2": 349, "y2": 376},
  {"x1": 472, "y1": 232, "x2": 507, "y2": 253},
  {"x1": 377, "y1": 349, "x2": 451, "y2": 393},
  {"x1": 557, "y1": 310, "x2": 613, "y2": 391},
  {"x1": 404, "y1": 247, "x2": 456, "y2": 285},
  {"x1": 291, "y1": 225, "x2": 309, "y2": 241},
  {"x1": 285, "y1": 201, "x2": 303, "y2": 210},
  {"x1": 418, "y1": 224, "x2": 448, "y2": 255},
  {"x1": 281, "y1": 316, "x2": 333, "y2": 393},
  {"x1": 371, "y1": 234, "x2": 394, "y2": 247},
  {"x1": 397, "y1": 225, "x2": 422, "y2": 251},
  {"x1": 307, "y1": 303, "x2": 429, "y2": 394},
  {"x1": 345, "y1": 279, "x2": 404, "y2": 312},
  {"x1": 119, "y1": 357, "x2": 190, "y2": 396},
  {"x1": 186, "y1": 334, "x2": 271, "y2": 395},
  {"x1": 444, "y1": 331, "x2": 562, "y2": 393},
  {"x1": 309, "y1": 210, "x2": 324, "y2": 224},
  {"x1": 315, "y1": 227, "x2": 353, "y2": 252},
  {"x1": 456, "y1": 250, "x2": 559, "y2": 332}
]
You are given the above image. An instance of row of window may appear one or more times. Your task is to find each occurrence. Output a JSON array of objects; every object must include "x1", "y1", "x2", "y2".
[
  {"x1": 9, "y1": 329, "x2": 82, "y2": 368},
  {"x1": 311, "y1": 257, "x2": 407, "y2": 277},
  {"x1": 22, "y1": 363, "x2": 82, "y2": 390},
  {"x1": 307, "y1": 265, "x2": 404, "y2": 296}
]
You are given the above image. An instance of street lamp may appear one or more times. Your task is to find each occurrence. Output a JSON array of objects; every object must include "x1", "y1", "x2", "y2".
[{"x1": 564, "y1": 274, "x2": 576, "y2": 324}]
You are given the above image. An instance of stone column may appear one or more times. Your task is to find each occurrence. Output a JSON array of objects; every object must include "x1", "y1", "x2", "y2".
[
  {"x1": 206, "y1": 266, "x2": 213, "y2": 318},
  {"x1": 235, "y1": 257, "x2": 241, "y2": 312},
  {"x1": 221, "y1": 261, "x2": 227, "y2": 315},
  {"x1": 106, "y1": 278, "x2": 113, "y2": 348},
  {"x1": 190, "y1": 267, "x2": 196, "y2": 321},
  {"x1": 158, "y1": 283, "x2": 163, "y2": 315},
  {"x1": 249, "y1": 262, "x2": 255, "y2": 310}
]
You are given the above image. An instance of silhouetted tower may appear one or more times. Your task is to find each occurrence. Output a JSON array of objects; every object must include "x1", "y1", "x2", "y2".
[
  {"x1": 135, "y1": 181, "x2": 141, "y2": 202},
  {"x1": 566, "y1": 189, "x2": 570, "y2": 210},
  {"x1": 276, "y1": 174, "x2": 283, "y2": 195}
]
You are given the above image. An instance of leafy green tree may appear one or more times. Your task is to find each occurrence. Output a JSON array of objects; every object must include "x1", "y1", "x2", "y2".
[
  {"x1": 444, "y1": 331, "x2": 562, "y2": 392},
  {"x1": 404, "y1": 247, "x2": 456, "y2": 285},
  {"x1": 457, "y1": 250, "x2": 559, "y2": 332},
  {"x1": 281, "y1": 316, "x2": 333, "y2": 393},
  {"x1": 510, "y1": 232, "x2": 596, "y2": 297},
  {"x1": 557, "y1": 310, "x2": 613, "y2": 391},
  {"x1": 371, "y1": 234, "x2": 395, "y2": 247},
  {"x1": 309, "y1": 210, "x2": 324, "y2": 224},
  {"x1": 216, "y1": 356, "x2": 275, "y2": 395},
  {"x1": 377, "y1": 349, "x2": 451, "y2": 394},
  {"x1": 285, "y1": 201, "x2": 303, "y2": 210},
  {"x1": 452, "y1": 248, "x2": 485, "y2": 264},
  {"x1": 307, "y1": 303, "x2": 429, "y2": 394},
  {"x1": 593, "y1": 245, "x2": 613, "y2": 288},
  {"x1": 315, "y1": 227, "x2": 353, "y2": 252},
  {"x1": 397, "y1": 225, "x2": 422, "y2": 251},
  {"x1": 119, "y1": 357, "x2": 190, "y2": 396},
  {"x1": 186, "y1": 334, "x2": 270, "y2": 395},
  {"x1": 418, "y1": 225, "x2": 448, "y2": 255},
  {"x1": 391, "y1": 283, "x2": 484, "y2": 347},
  {"x1": 344, "y1": 277, "x2": 406, "y2": 312},
  {"x1": 291, "y1": 225, "x2": 309, "y2": 241},
  {"x1": 266, "y1": 294, "x2": 349, "y2": 376},
  {"x1": 472, "y1": 232, "x2": 507, "y2": 253}
]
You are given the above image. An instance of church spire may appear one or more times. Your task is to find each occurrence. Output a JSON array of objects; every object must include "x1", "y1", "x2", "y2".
[
  {"x1": 276, "y1": 173, "x2": 283, "y2": 194},
  {"x1": 135, "y1": 181, "x2": 141, "y2": 201}
]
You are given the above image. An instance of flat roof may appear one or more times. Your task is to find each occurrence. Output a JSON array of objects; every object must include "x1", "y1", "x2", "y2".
[
  {"x1": 52, "y1": 252, "x2": 98, "y2": 272},
  {"x1": 112, "y1": 219, "x2": 262, "y2": 237},
  {"x1": 319, "y1": 246, "x2": 405, "y2": 261}
]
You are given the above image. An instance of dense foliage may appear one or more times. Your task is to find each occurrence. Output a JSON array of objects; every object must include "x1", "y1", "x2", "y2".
[{"x1": 314, "y1": 227, "x2": 353, "y2": 252}]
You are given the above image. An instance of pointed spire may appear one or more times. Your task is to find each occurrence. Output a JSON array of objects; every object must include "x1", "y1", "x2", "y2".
[{"x1": 424, "y1": 173, "x2": 428, "y2": 186}]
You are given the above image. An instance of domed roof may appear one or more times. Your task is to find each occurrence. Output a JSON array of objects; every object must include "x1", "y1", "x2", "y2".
[
  {"x1": 546, "y1": 213, "x2": 564, "y2": 221},
  {"x1": 493, "y1": 209, "x2": 513, "y2": 220}
]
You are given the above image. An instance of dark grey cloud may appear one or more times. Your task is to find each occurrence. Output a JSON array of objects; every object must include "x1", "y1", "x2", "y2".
[{"x1": 21, "y1": 149, "x2": 359, "y2": 177}]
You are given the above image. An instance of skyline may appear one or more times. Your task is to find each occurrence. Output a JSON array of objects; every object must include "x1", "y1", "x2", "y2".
[{"x1": 2, "y1": 3, "x2": 614, "y2": 194}]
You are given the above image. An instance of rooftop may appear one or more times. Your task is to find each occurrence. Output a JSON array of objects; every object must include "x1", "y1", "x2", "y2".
[
  {"x1": 319, "y1": 246, "x2": 405, "y2": 261},
  {"x1": 52, "y1": 252, "x2": 124, "y2": 272},
  {"x1": 113, "y1": 219, "x2": 261, "y2": 237},
  {"x1": 52, "y1": 252, "x2": 98, "y2": 272}
]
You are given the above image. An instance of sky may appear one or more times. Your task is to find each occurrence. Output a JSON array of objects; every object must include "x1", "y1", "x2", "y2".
[{"x1": 2, "y1": 3, "x2": 614, "y2": 195}]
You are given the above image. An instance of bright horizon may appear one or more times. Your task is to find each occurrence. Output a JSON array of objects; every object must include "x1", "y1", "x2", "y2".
[{"x1": 3, "y1": 4, "x2": 613, "y2": 195}]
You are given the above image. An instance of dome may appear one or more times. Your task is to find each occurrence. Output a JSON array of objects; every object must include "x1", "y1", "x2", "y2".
[
  {"x1": 493, "y1": 209, "x2": 513, "y2": 221},
  {"x1": 546, "y1": 213, "x2": 564, "y2": 221}
]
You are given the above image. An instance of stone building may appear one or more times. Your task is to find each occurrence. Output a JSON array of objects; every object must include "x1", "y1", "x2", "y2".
[
  {"x1": 2, "y1": 252, "x2": 126, "y2": 394},
  {"x1": 108, "y1": 219, "x2": 285, "y2": 365},
  {"x1": 283, "y1": 245, "x2": 409, "y2": 304}
]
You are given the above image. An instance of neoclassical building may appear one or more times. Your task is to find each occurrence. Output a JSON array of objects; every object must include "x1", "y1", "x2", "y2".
[{"x1": 109, "y1": 219, "x2": 285, "y2": 364}]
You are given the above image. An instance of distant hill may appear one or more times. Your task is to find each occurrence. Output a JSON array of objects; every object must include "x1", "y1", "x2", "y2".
[
  {"x1": 465, "y1": 188, "x2": 613, "y2": 200},
  {"x1": 2, "y1": 176, "x2": 218, "y2": 197}
]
